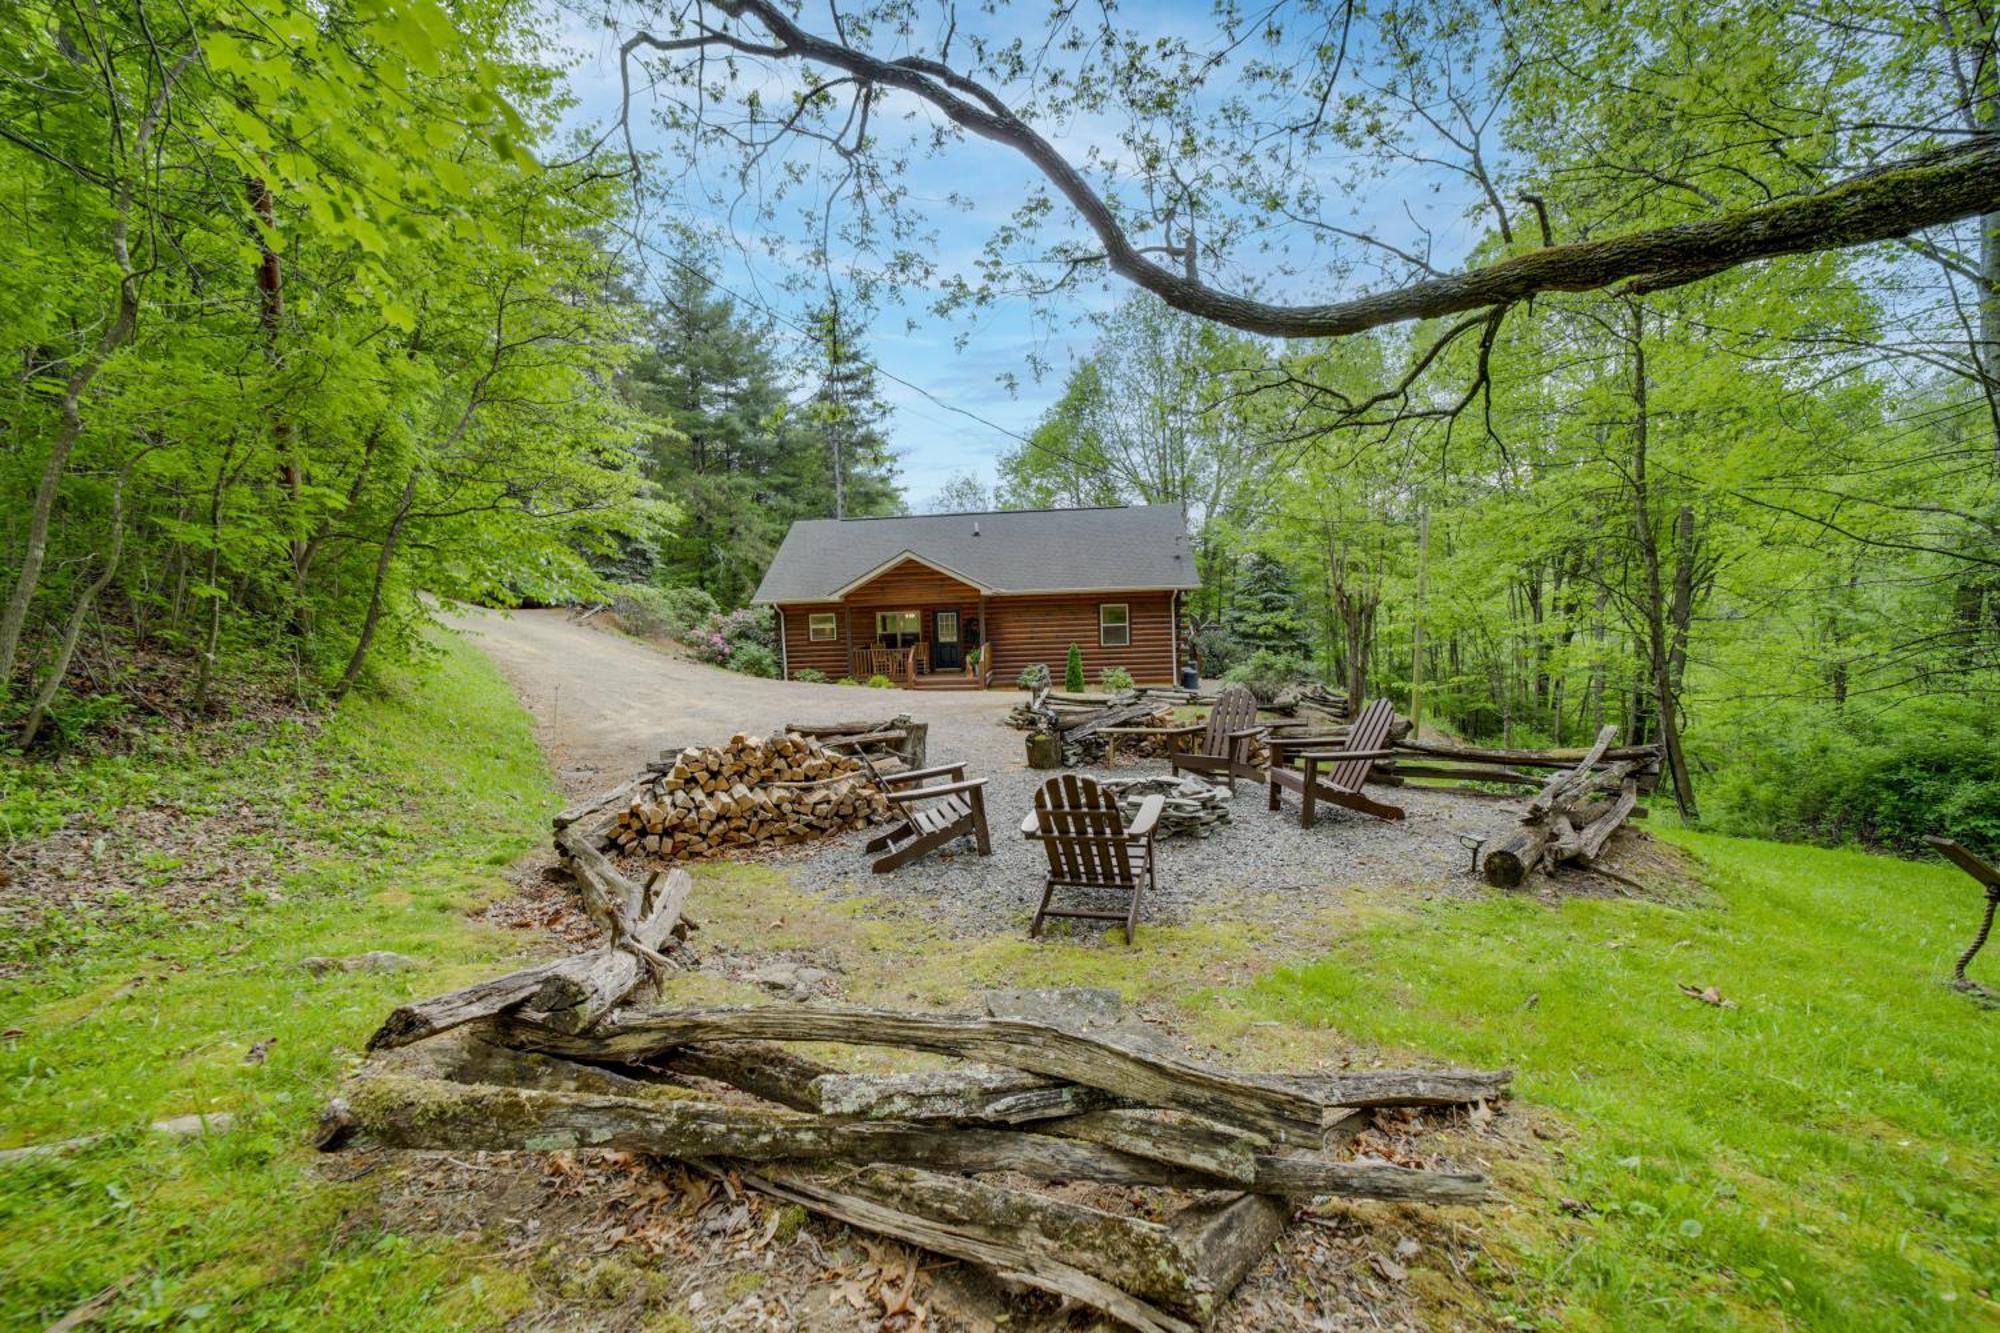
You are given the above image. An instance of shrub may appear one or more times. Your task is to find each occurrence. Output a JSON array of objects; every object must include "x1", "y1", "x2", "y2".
[
  {"x1": 793, "y1": 668, "x2": 828, "y2": 684},
  {"x1": 611, "y1": 583, "x2": 718, "y2": 641},
  {"x1": 1097, "y1": 666, "x2": 1135, "y2": 692},
  {"x1": 1190, "y1": 625, "x2": 1242, "y2": 678},
  {"x1": 866, "y1": 674, "x2": 896, "y2": 689},
  {"x1": 1223, "y1": 648, "x2": 1311, "y2": 703},
  {"x1": 1017, "y1": 663, "x2": 1051, "y2": 690},
  {"x1": 1064, "y1": 643, "x2": 1086, "y2": 692},
  {"x1": 727, "y1": 643, "x2": 779, "y2": 679},
  {"x1": 834, "y1": 676, "x2": 860, "y2": 687},
  {"x1": 687, "y1": 605, "x2": 775, "y2": 666}
]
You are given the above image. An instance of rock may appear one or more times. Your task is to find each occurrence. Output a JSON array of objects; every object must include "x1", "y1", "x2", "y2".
[
  {"x1": 742, "y1": 962, "x2": 834, "y2": 999},
  {"x1": 1393, "y1": 1237, "x2": 1422, "y2": 1262},
  {"x1": 301, "y1": 952, "x2": 420, "y2": 977}
]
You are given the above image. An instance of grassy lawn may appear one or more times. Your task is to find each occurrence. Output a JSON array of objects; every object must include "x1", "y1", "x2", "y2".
[
  {"x1": 0, "y1": 634, "x2": 558, "y2": 1329},
  {"x1": 1217, "y1": 832, "x2": 2000, "y2": 1330}
]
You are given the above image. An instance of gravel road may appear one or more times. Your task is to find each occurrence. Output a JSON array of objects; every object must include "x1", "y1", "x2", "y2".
[{"x1": 454, "y1": 604, "x2": 1500, "y2": 935}]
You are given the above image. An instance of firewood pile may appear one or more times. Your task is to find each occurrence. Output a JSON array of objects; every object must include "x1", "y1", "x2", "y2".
[
  {"x1": 1097, "y1": 775, "x2": 1232, "y2": 838},
  {"x1": 607, "y1": 733, "x2": 892, "y2": 861},
  {"x1": 327, "y1": 970, "x2": 1508, "y2": 1333},
  {"x1": 1006, "y1": 687, "x2": 1180, "y2": 766},
  {"x1": 1263, "y1": 682, "x2": 1351, "y2": 724},
  {"x1": 1476, "y1": 725, "x2": 1654, "y2": 888}
]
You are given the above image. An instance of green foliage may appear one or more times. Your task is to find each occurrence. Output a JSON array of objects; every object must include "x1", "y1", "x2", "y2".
[
  {"x1": 1097, "y1": 667, "x2": 1135, "y2": 691},
  {"x1": 834, "y1": 676, "x2": 860, "y2": 687},
  {"x1": 0, "y1": 634, "x2": 550, "y2": 1325},
  {"x1": 726, "y1": 643, "x2": 779, "y2": 679},
  {"x1": 1225, "y1": 830, "x2": 2000, "y2": 1328},
  {"x1": 1703, "y1": 702, "x2": 2000, "y2": 856},
  {"x1": 792, "y1": 668, "x2": 828, "y2": 684},
  {"x1": 687, "y1": 607, "x2": 775, "y2": 670},
  {"x1": 1223, "y1": 649, "x2": 1310, "y2": 703},
  {"x1": 1065, "y1": 644, "x2": 1086, "y2": 692},
  {"x1": 1190, "y1": 625, "x2": 1242, "y2": 678},
  {"x1": 611, "y1": 584, "x2": 718, "y2": 641},
  {"x1": 1017, "y1": 663, "x2": 1051, "y2": 691},
  {"x1": 1228, "y1": 553, "x2": 1310, "y2": 657},
  {"x1": 866, "y1": 674, "x2": 895, "y2": 689}
]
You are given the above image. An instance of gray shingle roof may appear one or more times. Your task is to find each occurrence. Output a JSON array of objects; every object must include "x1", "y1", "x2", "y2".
[{"x1": 751, "y1": 504, "x2": 1198, "y2": 603}]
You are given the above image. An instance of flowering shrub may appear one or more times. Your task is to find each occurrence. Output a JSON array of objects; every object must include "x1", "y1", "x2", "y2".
[{"x1": 687, "y1": 606, "x2": 777, "y2": 670}]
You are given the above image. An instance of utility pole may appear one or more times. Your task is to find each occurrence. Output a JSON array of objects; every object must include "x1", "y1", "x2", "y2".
[{"x1": 1411, "y1": 507, "x2": 1429, "y2": 737}]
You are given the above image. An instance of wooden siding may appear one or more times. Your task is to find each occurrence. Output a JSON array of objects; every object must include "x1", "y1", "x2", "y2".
[
  {"x1": 842, "y1": 558, "x2": 983, "y2": 608},
  {"x1": 777, "y1": 559, "x2": 1179, "y2": 685},
  {"x1": 779, "y1": 603, "x2": 850, "y2": 679},
  {"x1": 986, "y1": 591, "x2": 1177, "y2": 685}
]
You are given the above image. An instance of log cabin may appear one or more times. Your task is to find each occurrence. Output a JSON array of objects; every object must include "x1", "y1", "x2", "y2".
[{"x1": 753, "y1": 505, "x2": 1200, "y2": 688}]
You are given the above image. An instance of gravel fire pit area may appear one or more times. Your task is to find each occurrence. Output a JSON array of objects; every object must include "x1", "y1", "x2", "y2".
[{"x1": 772, "y1": 697, "x2": 1488, "y2": 936}]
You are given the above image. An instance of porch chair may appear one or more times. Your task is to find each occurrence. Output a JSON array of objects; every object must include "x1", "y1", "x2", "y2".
[
  {"x1": 1019, "y1": 773, "x2": 1164, "y2": 944},
  {"x1": 1163, "y1": 683, "x2": 1268, "y2": 791},
  {"x1": 1265, "y1": 696, "x2": 1405, "y2": 827},
  {"x1": 864, "y1": 760, "x2": 992, "y2": 873}
]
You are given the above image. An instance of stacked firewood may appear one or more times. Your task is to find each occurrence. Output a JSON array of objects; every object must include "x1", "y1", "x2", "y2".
[
  {"x1": 610, "y1": 733, "x2": 890, "y2": 860},
  {"x1": 1478, "y1": 725, "x2": 1650, "y2": 887},
  {"x1": 332, "y1": 977, "x2": 1507, "y2": 1333},
  {"x1": 1007, "y1": 687, "x2": 1180, "y2": 766}
]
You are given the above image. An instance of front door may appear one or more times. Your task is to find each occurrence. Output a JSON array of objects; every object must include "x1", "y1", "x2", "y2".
[{"x1": 932, "y1": 610, "x2": 962, "y2": 670}]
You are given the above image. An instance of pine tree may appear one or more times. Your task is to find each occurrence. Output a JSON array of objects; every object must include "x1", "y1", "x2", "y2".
[
  {"x1": 1066, "y1": 642, "x2": 1086, "y2": 692},
  {"x1": 805, "y1": 296, "x2": 899, "y2": 519},
  {"x1": 1229, "y1": 553, "x2": 1309, "y2": 656}
]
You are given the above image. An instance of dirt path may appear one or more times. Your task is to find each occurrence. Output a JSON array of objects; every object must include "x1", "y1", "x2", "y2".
[{"x1": 443, "y1": 605, "x2": 1008, "y2": 794}]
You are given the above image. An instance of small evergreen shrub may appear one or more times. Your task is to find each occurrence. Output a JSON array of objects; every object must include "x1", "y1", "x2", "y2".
[
  {"x1": 1064, "y1": 643, "x2": 1086, "y2": 692},
  {"x1": 1017, "y1": 663, "x2": 1051, "y2": 690},
  {"x1": 1223, "y1": 649, "x2": 1310, "y2": 703},
  {"x1": 1097, "y1": 666, "x2": 1135, "y2": 691},
  {"x1": 866, "y1": 674, "x2": 896, "y2": 688},
  {"x1": 835, "y1": 676, "x2": 860, "y2": 686},
  {"x1": 793, "y1": 668, "x2": 828, "y2": 684},
  {"x1": 727, "y1": 643, "x2": 779, "y2": 678}
]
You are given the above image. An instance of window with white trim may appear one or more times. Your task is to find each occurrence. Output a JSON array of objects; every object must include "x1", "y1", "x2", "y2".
[
  {"x1": 807, "y1": 612, "x2": 838, "y2": 642},
  {"x1": 1099, "y1": 602, "x2": 1130, "y2": 647}
]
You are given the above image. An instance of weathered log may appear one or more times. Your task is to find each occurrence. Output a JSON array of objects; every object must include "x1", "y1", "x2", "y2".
[
  {"x1": 553, "y1": 777, "x2": 643, "y2": 831},
  {"x1": 0, "y1": 1112, "x2": 234, "y2": 1167},
  {"x1": 499, "y1": 1004, "x2": 1337, "y2": 1145},
  {"x1": 1044, "y1": 1108, "x2": 1264, "y2": 1185},
  {"x1": 1274, "y1": 1067, "x2": 1513, "y2": 1108},
  {"x1": 1481, "y1": 824, "x2": 1552, "y2": 890},
  {"x1": 660, "y1": 1040, "x2": 835, "y2": 1111},
  {"x1": 729, "y1": 1162, "x2": 1197, "y2": 1333},
  {"x1": 1394, "y1": 736, "x2": 1662, "y2": 768},
  {"x1": 1526, "y1": 725, "x2": 1618, "y2": 818},
  {"x1": 812, "y1": 1067, "x2": 1119, "y2": 1123},
  {"x1": 1169, "y1": 1192, "x2": 1291, "y2": 1309},
  {"x1": 328, "y1": 1074, "x2": 1486, "y2": 1203},
  {"x1": 521, "y1": 870, "x2": 693, "y2": 1034},
  {"x1": 369, "y1": 960, "x2": 571, "y2": 1050},
  {"x1": 1567, "y1": 780, "x2": 1639, "y2": 862},
  {"x1": 825, "y1": 1163, "x2": 1213, "y2": 1319}
]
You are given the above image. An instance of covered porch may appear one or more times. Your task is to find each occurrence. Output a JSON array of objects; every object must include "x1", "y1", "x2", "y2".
[{"x1": 837, "y1": 555, "x2": 993, "y2": 688}]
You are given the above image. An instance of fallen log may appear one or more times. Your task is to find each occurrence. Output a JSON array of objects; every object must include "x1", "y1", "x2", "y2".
[
  {"x1": 522, "y1": 870, "x2": 693, "y2": 1034},
  {"x1": 1481, "y1": 727, "x2": 1647, "y2": 888},
  {"x1": 811, "y1": 1067, "x2": 1119, "y2": 1123},
  {"x1": 501, "y1": 1004, "x2": 1338, "y2": 1145},
  {"x1": 1043, "y1": 1107, "x2": 1264, "y2": 1185},
  {"x1": 731, "y1": 1162, "x2": 1198, "y2": 1333}
]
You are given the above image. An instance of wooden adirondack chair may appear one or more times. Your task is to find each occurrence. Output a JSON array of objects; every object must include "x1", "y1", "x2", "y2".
[
  {"x1": 865, "y1": 761, "x2": 992, "y2": 873},
  {"x1": 1163, "y1": 683, "x2": 1267, "y2": 791},
  {"x1": 1925, "y1": 836, "x2": 2000, "y2": 990},
  {"x1": 1018, "y1": 774, "x2": 1164, "y2": 944},
  {"x1": 1266, "y1": 696, "x2": 1405, "y2": 827}
]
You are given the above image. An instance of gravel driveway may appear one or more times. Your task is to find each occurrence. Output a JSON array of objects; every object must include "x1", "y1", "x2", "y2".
[{"x1": 455, "y1": 604, "x2": 1501, "y2": 935}]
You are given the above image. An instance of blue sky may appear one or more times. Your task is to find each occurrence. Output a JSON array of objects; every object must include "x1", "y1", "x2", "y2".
[{"x1": 548, "y1": 4, "x2": 1490, "y2": 508}]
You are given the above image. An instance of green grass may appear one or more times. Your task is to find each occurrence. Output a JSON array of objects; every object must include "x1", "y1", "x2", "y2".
[
  {"x1": 1221, "y1": 831, "x2": 2000, "y2": 1330},
  {"x1": 0, "y1": 633, "x2": 557, "y2": 1329}
]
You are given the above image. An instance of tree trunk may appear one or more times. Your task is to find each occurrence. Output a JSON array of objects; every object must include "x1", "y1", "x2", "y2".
[
  {"x1": 1627, "y1": 306, "x2": 1698, "y2": 820},
  {"x1": 20, "y1": 455, "x2": 142, "y2": 746},
  {"x1": 334, "y1": 466, "x2": 420, "y2": 700}
]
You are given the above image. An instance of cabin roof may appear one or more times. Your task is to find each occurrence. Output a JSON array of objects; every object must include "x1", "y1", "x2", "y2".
[{"x1": 751, "y1": 504, "x2": 1199, "y2": 603}]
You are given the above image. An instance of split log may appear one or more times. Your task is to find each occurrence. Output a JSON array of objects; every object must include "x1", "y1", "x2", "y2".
[
  {"x1": 817, "y1": 1163, "x2": 1213, "y2": 1320},
  {"x1": 1394, "y1": 736, "x2": 1663, "y2": 768},
  {"x1": 731, "y1": 1162, "x2": 1199, "y2": 1333},
  {"x1": 521, "y1": 870, "x2": 693, "y2": 1034},
  {"x1": 500, "y1": 1004, "x2": 1338, "y2": 1145},
  {"x1": 1481, "y1": 728, "x2": 1647, "y2": 888},
  {"x1": 553, "y1": 777, "x2": 643, "y2": 831},
  {"x1": 1169, "y1": 1192, "x2": 1291, "y2": 1310},
  {"x1": 1043, "y1": 1108, "x2": 1264, "y2": 1185},
  {"x1": 328, "y1": 1074, "x2": 1487, "y2": 1203},
  {"x1": 811, "y1": 1067, "x2": 1119, "y2": 1123},
  {"x1": 660, "y1": 1040, "x2": 835, "y2": 1111},
  {"x1": 1271, "y1": 1067, "x2": 1513, "y2": 1109}
]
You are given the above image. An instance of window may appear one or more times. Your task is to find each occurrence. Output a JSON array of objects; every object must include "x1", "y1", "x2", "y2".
[
  {"x1": 875, "y1": 610, "x2": 921, "y2": 647},
  {"x1": 934, "y1": 611, "x2": 960, "y2": 643},
  {"x1": 807, "y1": 612, "x2": 837, "y2": 642},
  {"x1": 1099, "y1": 602, "x2": 1130, "y2": 647}
]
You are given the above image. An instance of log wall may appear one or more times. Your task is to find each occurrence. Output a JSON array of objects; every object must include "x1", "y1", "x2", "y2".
[{"x1": 776, "y1": 560, "x2": 1180, "y2": 686}]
